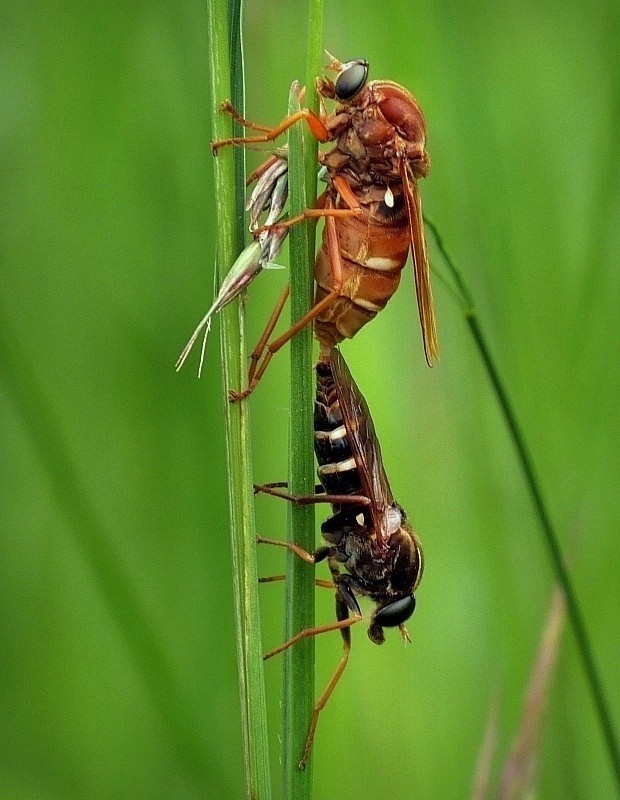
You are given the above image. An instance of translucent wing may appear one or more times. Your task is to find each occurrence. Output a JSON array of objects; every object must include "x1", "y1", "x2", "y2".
[
  {"x1": 400, "y1": 158, "x2": 439, "y2": 366},
  {"x1": 330, "y1": 348, "x2": 394, "y2": 547}
]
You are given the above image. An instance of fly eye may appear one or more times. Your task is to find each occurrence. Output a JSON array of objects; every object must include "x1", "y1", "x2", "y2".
[
  {"x1": 334, "y1": 59, "x2": 369, "y2": 101},
  {"x1": 374, "y1": 595, "x2": 415, "y2": 627}
]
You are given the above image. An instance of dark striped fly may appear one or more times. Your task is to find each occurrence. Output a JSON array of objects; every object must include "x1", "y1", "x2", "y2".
[
  {"x1": 256, "y1": 347, "x2": 423, "y2": 767},
  {"x1": 313, "y1": 347, "x2": 423, "y2": 645}
]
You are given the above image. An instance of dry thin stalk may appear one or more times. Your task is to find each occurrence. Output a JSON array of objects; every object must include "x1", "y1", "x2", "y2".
[
  {"x1": 499, "y1": 589, "x2": 566, "y2": 800},
  {"x1": 471, "y1": 692, "x2": 502, "y2": 800}
]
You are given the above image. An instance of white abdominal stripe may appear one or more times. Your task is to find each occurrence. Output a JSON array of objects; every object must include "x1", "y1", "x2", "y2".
[
  {"x1": 364, "y1": 256, "x2": 400, "y2": 271},
  {"x1": 318, "y1": 457, "x2": 357, "y2": 476},
  {"x1": 314, "y1": 425, "x2": 347, "y2": 444}
]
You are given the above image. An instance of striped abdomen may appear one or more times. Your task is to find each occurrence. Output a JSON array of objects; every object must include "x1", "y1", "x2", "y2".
[
  {"x1": 313, "y1": 358, "x2": 367, "y2": 543},
  {"x1": 313, "y1": 194, "x2": 410, "y2": 349},
  {"x1": 314, "y1": 358, "x2": 361, "y2": 498}
]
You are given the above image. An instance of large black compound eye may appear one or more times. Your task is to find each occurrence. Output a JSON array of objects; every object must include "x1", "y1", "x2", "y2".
[
  {"x1": 334, "y1": 59, "x2": 369, "y2": 101},
  {"x1": 374, "y1": 595, "x2": 416, "y2": 628}
]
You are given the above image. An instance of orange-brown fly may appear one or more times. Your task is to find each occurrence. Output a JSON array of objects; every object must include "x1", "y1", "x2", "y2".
[{"x1": 178, "y1": 55, "x2": 438, "y2": 393}]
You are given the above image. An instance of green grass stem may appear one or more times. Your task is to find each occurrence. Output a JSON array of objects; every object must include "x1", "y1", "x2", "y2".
[
  {"x1": 207, "y1": 3, "x2": 272, "y2": 798},
  {"x1": 425, "y1": 216, "x2": 620, "y2": 797},
  {"x1": 282, "y1": 2, "x2": 324, "y2": 797},
  {"x1": 283, "y1": 81, "x2": 316, "y2": 797}
]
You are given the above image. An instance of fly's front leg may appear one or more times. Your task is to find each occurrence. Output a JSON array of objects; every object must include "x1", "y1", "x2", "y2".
[
  {"x1": 212, "y1": 101, "x2": 330, "y2": 153},
  {"x1": 256, "y1": 536, "x2": 330, "y2": 566},
  {"x1": 253, "y1": 482, "x2": 370, "y2": 507},
  {"x1": 251, "y1": 179, "x2": 362, "y2": 238},
  {"x1": 262, "y1": 597, "x2": 361, "y2": 663},
  {"x1": 258, "y1": 575, "x2": 334, "y2": 590},
  {"x1": 252, "y1": 206, "x2": 360, "y2": 237}
]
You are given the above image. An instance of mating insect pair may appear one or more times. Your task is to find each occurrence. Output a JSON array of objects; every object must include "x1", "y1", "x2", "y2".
[
  {"x1": 256, "y1": 346, "x2": 423, "y2": 768},
  {"x1": 177, "y1": 53, "x2": 438, "y2": 395},
  {"x1": 179, "y1": 55, "x2": 433, "y2": 768}
]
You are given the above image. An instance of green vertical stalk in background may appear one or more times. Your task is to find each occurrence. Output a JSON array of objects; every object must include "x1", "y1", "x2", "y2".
[
  {"x1": 283, "y1": 2, "x2": 324, "y2": 798},
  {"x1": 425, "y1": 217, "x2": 620, "y2": 797},
  {"x1": 207, "y1": 3, "x2": 272, "y2": 798}
]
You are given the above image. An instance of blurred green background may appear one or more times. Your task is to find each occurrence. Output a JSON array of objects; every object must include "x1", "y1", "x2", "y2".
[{"x1": 1, "y1": 1, "x2": 619, "y2": 798}]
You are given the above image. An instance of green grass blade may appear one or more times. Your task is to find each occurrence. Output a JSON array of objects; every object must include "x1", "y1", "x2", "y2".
[
  {"x1": 283, "y1": 82, "x2": 316, "y2": 799},
  {"x1": 207, "y1": 2, "x2": 272, "y2": 797},
  {"x1": 282, "y1": 1, "x2": 323, "y2": 796},
  {"x1": 425, "y1": 215, "x2": 620, "y2": 797}
]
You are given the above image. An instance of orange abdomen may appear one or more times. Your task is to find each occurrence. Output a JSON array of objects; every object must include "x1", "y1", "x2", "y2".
[{"x1": 313, "y1": 207, "x2": 410, "y2": 349}]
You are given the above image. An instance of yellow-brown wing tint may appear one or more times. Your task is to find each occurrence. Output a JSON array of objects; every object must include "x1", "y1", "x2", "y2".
[
  {"x1": 330, "y1": 348, "x2": 394, "y2": 547},
  {"x1": 400, "y1": 158, "x2": 439, "y2": 366}
]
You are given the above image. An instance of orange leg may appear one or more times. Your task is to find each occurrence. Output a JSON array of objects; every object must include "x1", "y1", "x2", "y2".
[
  {"x1": 256, "y1": 535, "x2": 319, "y2": 565},
  {"x1": 258, "y1": 575, "x2": 334, "y2": 590},
  {"x1": 246, "y1": 153, "x2": 282, "y2": 186},
  {"x1": 239, "y1": 199, "x2": 356, "y2": 392},
  {"x1": 212, "y1": 102, "x2": 329, "y2": 153},
  {"x1": 263, "y1": 615, "x2": 360, "y2": 662},
  {"x1": 258, "y1": 529, "x2": 361, "y2": 769},
  {"x1": 252, "y1": 182, "x2": 361, "y2": 237},
  {"x1": 258, "y1": 536, "x2": 360, "y2": 663},
  {"x1": 229, "y1": 206, "x2": 345, "y2": 403},
  {"x1": 248, "y1": 283, "x2": 290, "y2": 383},
  {"x1": 254, "y1": 484, "x2": 371, "y2": 507},
  {"x1": 256, "y1": 537, "x2": 333, "y2": 586},
  {"x1": 252, "y1": 206, "x2": 360, "y2": 237},
  {"x1": 331, "y1": 174, "x2": 361, "y2": 211},
  {"x1": 299, "y1": 634, "x2": 351, "y2": 769},
  {"x1": 267, "y1": 616, "x2": 357, "y2": 770}
]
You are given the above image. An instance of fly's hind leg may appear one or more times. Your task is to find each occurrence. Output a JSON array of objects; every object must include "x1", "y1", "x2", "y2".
[
  {"x1": 258, "y1": 533, "x2": 363, "y2": 769},
  {"x1": 298, "y1": 572, "x2": 362, "y2": 769},
  {"x1": 229, "y1": 203, "x2": 348, "y2": 403},
  {"x1": 263, "y1": 564, "x2": 362, "y2": 769}
]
